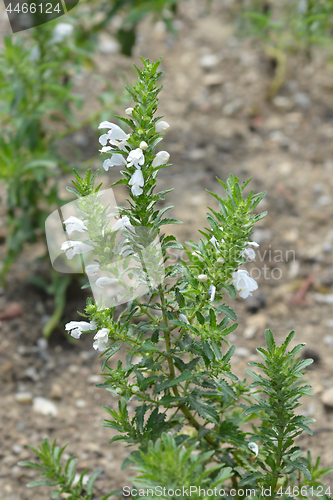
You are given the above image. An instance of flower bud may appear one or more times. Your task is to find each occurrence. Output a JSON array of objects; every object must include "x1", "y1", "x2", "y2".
[
  {"x1": 140, "y1": 141, "x2": 148, "y2": 150},
  {"x1": 125, "y1": 107, "x2": 134, "y2": 116},
  {"x1": 152, "y1": 151, "x2": 170, "y2": 167},
  {"x1": 179, "y1": 314, "x2": 189, "y2": 324},
  {"x1": 115, "y1": 387, "x2": 122, "y2": 395},
  {"x1": 198, "y1": 274, "x2": 208, "y2": 283},
  {"x1": 131, "y1": 385, "x2": 140, "y2": 393},
  {"x1": 155, "y1": 120, "x2": 170, "y2": 133},
  {"x1": 248, "y1": 442, "x2": 259, "y2": 457},
  {"x1": 104, "y1": 247, "x2": 110, "y2": 253},
  {"x1": 216, "y1": 257, "x2": 225, "y2": 265}
]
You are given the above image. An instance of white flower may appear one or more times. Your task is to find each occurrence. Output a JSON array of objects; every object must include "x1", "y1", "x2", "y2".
[
  {"x1": 216, "y1": 257, "x2": 224, "y2": 265},
  {"x1": 209, "y1": 284, "x2": 216, "y2": 302},
  {"x1": 98, "y1": 121, "x2": 130, "y2": 151},
  {"x1": 63, "y1": 216, "x2": 87, "y2": 235},
  {"x1": 127, "y1": 148, "x2": 144, "y2": 168},
  {"x1": 89, "y1": 320, "x2": 97, "y2": 330},
  {"x1": 248, "y1": 442, "x2": 259, "y2": 457},
  {"x1": 155, "y1": 121, "x2": 170, "y2": 133},
  {"x1": 179, "y1": 314, "x2": 189, "y2": 324},
  {"x1": 65, "y1": 321, "x2": 92, "y2": 339},
  {"x1": 152, "y1": 151, "x2": 170, "y2": 167},
  {"x1": 242, "y1": 241, "x2": 259, "y2": 260},
  {"x1": 119, "y1": 239, "x2": 132, "y2": 257},
  {"x1": 93, "y1": 328, "x2": 110, "y2": 351},
  {"x1": 140, "y1": 141, "x2": 148, "y2": 150},
  {"x1": 129, "y1": 169, "x2": 144, "y2": 196},
  {"x1": 51, "y1": 23, "x2": 74, "y2": 43},
  {"x1": 61, "y1": 240, "x2": 94, "y2": 260},
  {"x1": 125, "y1": 107, "x2": 134, "y2": 116},
  {"x1": 112, "y1": 215, "x2": 131, "y2": 231},
  {"x1": 241, "y1": 248, "x2": 256, "y2": 260},
  {"x1": 210, "y1": 236, "x2": 219, "y2": 250},
  {"x1": 85, "y1": 264, "x2": 100, "y2": 276},
  {"x1": 198, "y1": 274, "x2": 208, "y2": 283},
  {"x1": 103, "y1": 154, "x2": 126, "y2": 171},
  {"x1": 96, "y1": 277, "x2": 118, "y2": 288},
  {"x1": 232, "y1": 269, "x2": 258, "y2": 299},
  {"x1": 131, "y1": 385, "x2": 140, "y2": 393}
]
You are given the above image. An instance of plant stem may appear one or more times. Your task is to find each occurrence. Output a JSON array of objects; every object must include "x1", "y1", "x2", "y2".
[{"x1": 158, "y1": 286, "x2": 215, "y2": 447}]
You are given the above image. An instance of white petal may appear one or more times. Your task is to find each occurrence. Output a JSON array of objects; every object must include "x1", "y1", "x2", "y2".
[
  {"x1": 99, "y1": 133, "x2": 109, "y2": 146},
  {"x1": 129, "y1": 169, "x2": 144, "y2": 187},
  {"x1": 131, "y1": 184, "x2": 143, "y2": 196},
  {"x1": 155, "y1": 121, "x2": 170, "y2": 133},
  {"x1": 248, "y1": 241, "x2": 259, "y2": 247},
  {"x1": 103, "y1": 159, "x2": 113, "y2": 171},
  {"x1": 111, "y1": 153, "x2": 127, "y2": 166},
  {"x1": 152, "y1": 151, "x2": 170, "y2": 167},
  {"x1": 100, "y1": 146, "x2": 112, "y2": 153},
  {"x1": 209, "y1": 285, "x2": 216, "y2": 302},
  {"x1": 98, "y1": 121, "x2": 115, "y2": 129}
]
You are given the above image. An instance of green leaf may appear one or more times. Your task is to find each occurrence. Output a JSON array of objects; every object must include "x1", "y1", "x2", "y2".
[
  {"x1": 188, "y1": 396, "x2": 218, "y2": 424},
  {"x1": 27, "y1": 480, "x2": 58, "y2": 488},
  {"x1": 85, "y1": 469, "x2": 102, "y2": 495},
  {"x1": 156, "y1": 371, "x2": 192, "y2": 392}
]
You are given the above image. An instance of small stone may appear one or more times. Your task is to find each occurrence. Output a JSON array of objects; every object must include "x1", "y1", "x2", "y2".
[
  {"x1": 302, "y1": 403, "x2": 316, "y2": 417},
  {"x1": 317, "y1": 195, "x2": 331, "y2": 207},
  {"x1": 200, "y1": 54, "x2": 220, "y2": 69},
  {"x1": 236, "y1": 347, "x2": 250, "y2": 358},
  {"x1": 37, "y1": 337, "x2": 48, "y2": 350},
  {"x1": 25, "y1": 366, "x2": 39, "y2": 381},
  {"x1": 314, "y1": 293, "x2": 333, "y2": 305},
  {"x1": 223, "y1": 99, "x2": 243, "y2": 116},
  {"x1": 185, "y1": 148, "x2": 206, "y2": 161},
  {"x1": 50, "y1": 383, "x2": 63, "y2": 400},
  {"x1": 293, "y1": 92, "x2": 312, "y2": 110},
  {"x1": 33, "y1": 397, "x2": 58, "y2": 416},
  {"x1": 288, "y1": 260, "x2": 300, "y2": 279},
  {"x1": 326, "y1": 319, "x2": 333, "y2": 328},
  {"x1": 75, "y1": 399, "x2": 87, "y2": 409},
  {"x1": 98, "y1": 38, "x2": 120, "y2": 54},
  {"x1": 245, "y1": 292, "x2": 267, "y2": 313},
  {"x1": 272, "y1": 96, "x2": 293, "y2": 110},
  {"x1": 323, "y1": 335, "x2": 333, "y2": 346},
  {"x1": 12, "y1": 444, "x2": 23, "y2": 455},
  {"x1": 203, "y1": 73, "x2": 224, "y2": 86},
  {"x1": 323, "y1": 241, "x2": 332, "y2": 253},
  {"x1": 87, "y1": 374, "x2": 103, "y2": 384},
  {"x1": 321, "y1": 388, "x2": 333, "y2": 408},
  {"x1": 244, "y1": 313, "x2": 267, "y2": 339},
  {"x1": 312, "y1": 184, "x2": 324, "y2": 195},
  {"x1": 15, "y1": 392, "x2": 33, "y2": 404},
  {"x1": 252, "y1": 229, "x2": 272, "y2": 245},
  {"x1": 269, "y1": 131, "x2": 291, "y2": 148}
]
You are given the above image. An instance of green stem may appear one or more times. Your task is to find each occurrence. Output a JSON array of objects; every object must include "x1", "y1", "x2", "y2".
[{"x1": 158, "y1": 286, "x2": 215, "y2": 447}]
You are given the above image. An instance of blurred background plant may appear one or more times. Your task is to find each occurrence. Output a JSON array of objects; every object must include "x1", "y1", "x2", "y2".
[
  {"x1": 75, "y1": 0, "x2": 184, "y2": 56},
  {"x1": 0, "y1": 19, "x2": 126, "y2": 337},
  {"x1": 234, "y1": 0, "x2": 333, "y2": 97}
]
